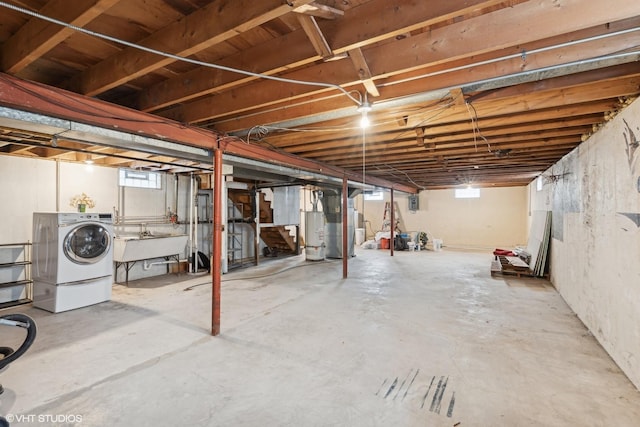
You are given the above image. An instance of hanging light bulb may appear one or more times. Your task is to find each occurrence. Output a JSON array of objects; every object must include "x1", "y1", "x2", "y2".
[
  {"x1": 357, "y1": 93, "x2": 372, "y2": 129},
  {"x1": 360, "y1": 112, "x2": 370, "y2": 129}
]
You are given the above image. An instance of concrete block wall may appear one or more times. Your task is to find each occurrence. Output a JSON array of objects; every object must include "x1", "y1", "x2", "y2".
[{"x1": 529, "y1": 97, "x2": 640, "y2": 389}]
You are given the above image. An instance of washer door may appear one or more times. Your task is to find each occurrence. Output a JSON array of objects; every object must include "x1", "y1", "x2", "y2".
[{"x1": 63, "y1": 223, "x2": 112, "y2": 264}]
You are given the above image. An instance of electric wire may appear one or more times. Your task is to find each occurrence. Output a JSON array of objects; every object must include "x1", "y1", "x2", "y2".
[
  {"x1": 465, "y1": 102, "x2": 479, "y2": 153},
  {"x1": 373, "y1": 164, "x2": 426, "y2": 190},
  {"x1": 0, "y1": 1, "x2": 363, "y2": 107},
  {"x1": 242, "y1": 94, "x2": 454, "y2": 141},
  {"x1": 246, "y1": 125, "x2": 270, "y2": 144},
  {"x1": 466, "y1": 102, "x2": 492, "y2": 153},
  {"x1": 388, "y1": 96, "x2": 456, "y2": 144}
]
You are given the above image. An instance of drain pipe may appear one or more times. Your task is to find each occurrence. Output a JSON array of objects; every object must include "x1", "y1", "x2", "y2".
[{"x1": 142, "y1": 258, "x2": 188, "y2": 270}]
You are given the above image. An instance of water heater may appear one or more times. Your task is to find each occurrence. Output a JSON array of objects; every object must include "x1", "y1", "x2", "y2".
[{"x1": 305, "y1": 191, "x2": 325, "y2": 261}]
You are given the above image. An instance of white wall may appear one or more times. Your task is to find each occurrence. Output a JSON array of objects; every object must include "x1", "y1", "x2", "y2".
[
  {"x1": 0, "y1": 158, "x2": 119, "y2": 243},
  {"x1": 529, "y1": 97, "x2": 640, "y2": 389},
  {"x1": 0, "y1": 156, "x2": 56, "y2": 243},
  {"x1": 60, "y1": 162, "x2": 118, "y2": 214},
  {"x1": 0, "y1": 157, "x2": 191, "y2": 282},
  {"x1": 362, "y1": 186, "x2": 528, "y2": 249}
]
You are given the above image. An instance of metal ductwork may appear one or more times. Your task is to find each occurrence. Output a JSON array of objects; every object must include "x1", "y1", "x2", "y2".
[{"x1": 321, "y1": 189, "x2": 355, "y2": 259}]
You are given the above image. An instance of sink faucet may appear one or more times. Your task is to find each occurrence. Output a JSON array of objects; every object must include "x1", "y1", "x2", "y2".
[{"x1": 139, "y1": 224, "x2": 151, "y2": 238}]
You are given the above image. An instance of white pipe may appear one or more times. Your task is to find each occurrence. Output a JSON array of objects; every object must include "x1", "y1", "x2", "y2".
[
  {"x1": 143, "y1": 258, "x2": 187, "y2": 271},
  {"x1": 173, "y1": 174, "x2": 179, "y2": 217},
  {"x1": 55, "y1": 159, "x2": 60, "y2": 211}
]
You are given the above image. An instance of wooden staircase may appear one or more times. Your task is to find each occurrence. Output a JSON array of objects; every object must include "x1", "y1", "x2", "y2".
[{"x1": 227, "y1": 189, "x2": 297, "y2": 255}]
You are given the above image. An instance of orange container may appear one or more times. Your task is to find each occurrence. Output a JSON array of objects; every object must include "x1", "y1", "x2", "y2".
[{"x1": 380, "y1": 238, "x2": 390, "y2": 249}]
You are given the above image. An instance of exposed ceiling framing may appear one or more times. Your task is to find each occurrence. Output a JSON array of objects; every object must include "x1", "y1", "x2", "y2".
[{"x1": 1, "y1": 0, "x2": 639, "y2": 189}]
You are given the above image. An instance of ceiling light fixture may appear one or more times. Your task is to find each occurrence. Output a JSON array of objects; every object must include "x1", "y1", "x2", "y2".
[
  {"x1": 357, "y1": 93, "x2": 372, "y2": 129},
  {"x1": 359, "y1": 113, "x2": 370, "y2": 129}
]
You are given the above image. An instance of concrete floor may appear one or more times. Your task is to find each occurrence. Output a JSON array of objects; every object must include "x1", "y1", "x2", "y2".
[{"x1": 1, "y1": 248, "x2": 639, "y2": 426}]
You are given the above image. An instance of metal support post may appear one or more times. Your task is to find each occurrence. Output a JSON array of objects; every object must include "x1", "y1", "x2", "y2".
[
  {"x1": 212, "y1": 148, "x2": 223, "y2": 336},
  {"x1": 342, "y1": 176, "x2": 348, "y2": 278}
]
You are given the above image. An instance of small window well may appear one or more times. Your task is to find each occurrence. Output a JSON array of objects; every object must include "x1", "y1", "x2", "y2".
[
  {"x1": 455, "y1": 187, "x2": 480, "y2": 199},
  {"x1": 119, "y1": 168, "x2": 162, "y2": 189},
  {"x1": 364, "y1": 190, "x2": 384, "y2": 201}
]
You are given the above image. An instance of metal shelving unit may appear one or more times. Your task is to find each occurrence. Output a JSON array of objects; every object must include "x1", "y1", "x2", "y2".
[
  {"x1": 0, "y1": 242, "x2": 32, "y2": 310},
  {"x1": 227, "y1": 202, "x2": 244, "y2": 269}
]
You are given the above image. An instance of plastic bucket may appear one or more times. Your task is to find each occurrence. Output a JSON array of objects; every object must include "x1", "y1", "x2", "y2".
[{"x1": 380, "y1": 238, "x2": 390, "y2": 249}]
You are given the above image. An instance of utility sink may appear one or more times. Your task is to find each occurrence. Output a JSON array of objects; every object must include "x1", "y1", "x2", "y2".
[{"x1": 113, "y1": 234, "x2": 188, "y2": 262}]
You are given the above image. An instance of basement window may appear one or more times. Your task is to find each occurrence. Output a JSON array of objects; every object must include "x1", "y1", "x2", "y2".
[
  {"x1": 364, "y1": 190, "x2": 384, "y2": 201},
  {"x1": 119, "y1": 168, "x2": 162, "y2": 189},
  {"x1": 455, "y1": 187, "x2": 480, "y2": 199}
]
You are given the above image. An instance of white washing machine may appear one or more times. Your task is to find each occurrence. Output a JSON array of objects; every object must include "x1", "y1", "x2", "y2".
[{"x1": 32, "y1": 212, "x2": 114, "y2": 313}]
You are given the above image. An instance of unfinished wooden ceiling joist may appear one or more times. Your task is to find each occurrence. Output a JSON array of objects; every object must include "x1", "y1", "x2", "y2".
[{"x1": 1, "y1": 0, "x2": 639, "y2": 189}]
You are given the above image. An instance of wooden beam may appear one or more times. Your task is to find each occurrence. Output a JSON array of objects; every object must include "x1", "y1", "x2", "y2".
[
  {"x1": 329, "y1": 137, "x2": 579, "y2": 166},
  {"x1": 167, "y1": 0, "x2": 640, "y2": 126},
  {"x1": 283, "y1": 123, "x2": 592, "y2": 157},
  {"x1": 416, "y1": 127, "x2": 425, "y2": 146},
  {"x1": 348, "y1": 48, "x2": 379, "y2": 97},
  {"x1": 450, "y1": 88, "x2": 465, "y2": 105},
  {"x1": 311, "y1": 132, "x2": 584, "y2": 162},
  {"x1": 263, "y1": 102, "x2": 613, "y2": 148},
  {"x1": 420, "y1": 106, "x2": 612, "y2": 137},
  {"x1": 168, "y1": 59, "x2": 356, "y2": 123},
  {"x1": 137, "y1": 0, "x2": 508, "y2": 111},
  {"x1": 1, "y1": 0, "x2": 121, "y2": 74},
  {"x1": 209, "y1": 66, "x2": 640, "y2": 133},
  {"x1": 296, "y1": 14, "x2": 333, "y2": 59},
  {"x1": 294, "y1": 2, "x2": 344, "y2": 20},
  {"x1": 75, "y1": 0, "x2": 315, "y2": 96},
  {"x1": 365, "y1": 0, "x2": 640, "y2": 81}
]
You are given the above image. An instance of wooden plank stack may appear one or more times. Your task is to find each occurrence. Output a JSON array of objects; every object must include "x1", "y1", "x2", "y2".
[{"x1": 491, "y1": 210, "x2": 552, "y2": 278}]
